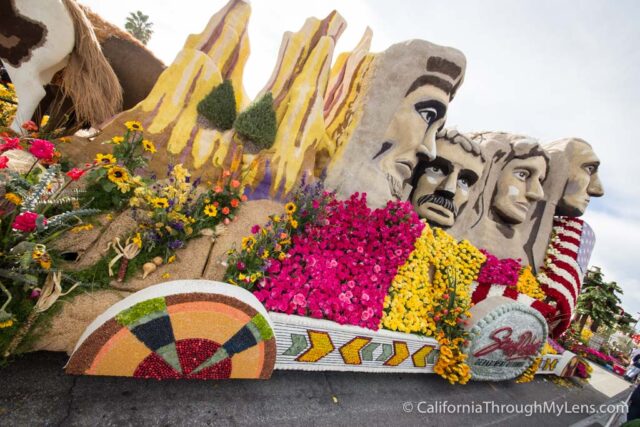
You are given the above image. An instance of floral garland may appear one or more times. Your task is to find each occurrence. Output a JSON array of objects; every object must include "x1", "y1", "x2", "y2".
[
  {"x1": 537, "y1": 217, "x2": 586, "y2": 337},
  {"x1": 252, "y1": 193, "x2": 423, "y2": 330},
  {"x1": 381, "y1": 225, "x2": 485, "y2": 384},
  {"x1": 470, "y1": 253, "x2": 555, "y2": 320}
]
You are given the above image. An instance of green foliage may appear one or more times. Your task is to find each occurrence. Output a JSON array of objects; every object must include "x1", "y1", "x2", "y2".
[
  {"x1": 234, "y1": 92, "x2": 277, "y2": 149},
  {"x1": 125, "y1": 11, "x2": 154, "y2": 45},
  {"x1": 197, "y1": 80, "x2": 236, "y2": 130},
  {"x1": 576, "y1": 267, "x2": 624, "y2": 332}
]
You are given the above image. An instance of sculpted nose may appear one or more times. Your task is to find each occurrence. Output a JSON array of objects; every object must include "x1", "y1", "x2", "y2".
[
  {"x1": 588, "y1": 175, "x2": 604, "y2": 197},
  {"x1": 439, "y1": 172, "x2": 457, "y2": 195},
  {"x1": 526, "y1": 179, "x2": 544, "y2": 202},
  {"x1": 418, "y1": 135, "x2": 436, "y2": 161}
]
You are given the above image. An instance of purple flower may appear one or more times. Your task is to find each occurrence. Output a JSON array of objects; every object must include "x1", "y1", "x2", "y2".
[{"x1": 168, "y1": 239, "x2": 184, "y2": 250}]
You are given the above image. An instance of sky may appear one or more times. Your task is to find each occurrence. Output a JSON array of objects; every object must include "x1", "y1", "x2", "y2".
[{"x1": 82, "y1": 0, "x2": 640, "y2": 320}]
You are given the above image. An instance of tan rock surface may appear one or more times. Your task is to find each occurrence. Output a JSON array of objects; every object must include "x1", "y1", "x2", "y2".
[
  {"x1": 30, "y1": 289, "x2": 131, "y2": 355},
  {"x1": 111, "y1": 235, "x2": 214, "y2": 292}
]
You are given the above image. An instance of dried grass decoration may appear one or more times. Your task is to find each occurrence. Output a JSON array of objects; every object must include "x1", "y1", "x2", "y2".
[
  {"x1": 107, "y1": 236, "x2": 141, "y2": 282},
  {"x1": 3, "y1": 271, "x2": 80, "y2": 357}
]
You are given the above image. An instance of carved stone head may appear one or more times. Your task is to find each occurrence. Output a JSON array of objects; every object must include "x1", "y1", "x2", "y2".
[
  {"x1": 410, "y1": 129, "x2": 484, "y2": 228},
  {"x1": 544, "y1": 138, "x2": 604, "y2": 217},
  {"x1": 325, "y1": 40, "x2": 466, "y2": 207},
  {"x1": 491, "y1": 140, "x2": 548, "y2": 225}
]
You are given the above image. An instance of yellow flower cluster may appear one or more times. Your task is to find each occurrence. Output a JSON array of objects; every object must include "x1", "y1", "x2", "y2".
[
  {"x1": 433, "y1": 337, "x2": 471, "y2": 384},
  {"x1": 515, "y1": 357, "x2": 541, "y2": 383},
  {"x1": 381, "y1": 225, "x2": 485, "y2": 336},
  {"x1": 4, "y1": 192, "x2": 22, "y2": 205},
  {"x1": 580, "y1": 327, "x2": 594, "y2": 343},
  {"x1": 542, "y1": 342, "x2": 557, "y2": 355},
  {"x1": 516, "y1": 266, "x2": 546, "y2": 301},
  {"x1": 0, "y1": 319, "x2": 14, "y2": 329},
  {"x1": 131, "y1": 164, "x2": 192, "y2": 214},
  {"x1": 380, "y1": 224, "x2": 484, "y2": 384},
  {"x1": 71, "y1": 224, "x2": 94, "y2": 233},
  {"x1": 0, "y1": 82, "x2": 17, "y2": 127},
  {"x1": 516, "y1": 338, "x2": 554, "y2": 383}
]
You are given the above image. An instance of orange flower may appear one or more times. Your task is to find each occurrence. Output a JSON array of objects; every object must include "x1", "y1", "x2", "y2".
[
  {"x1": 222, "y1": 170, "x2": 231, "y2": 178},
  {"x1": 222, "y1": 207, "x2": 230, "y2": 215},
  {"x1": 231, "y1": 179, "x2": 240, "y2": 188},
  {"x1": 214, "y1": 186, "x2": 223, "y2": 193},
  {"x1": 241, "y1": 194, "x2": 248, "y2": 202},
  {"x1": 280, "y1": 232, "x2": 288, "y2": 240},
  {"x1": 230, "y1": 199, "x2": 239, "y2": 207}
]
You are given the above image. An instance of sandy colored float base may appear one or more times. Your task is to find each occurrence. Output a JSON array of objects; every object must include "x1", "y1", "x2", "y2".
[
  {"x1": 29, "y1": 199, "x2": 283, "y2": 354},
  {"x1": 30, "y1": 290, "x2": 131, "y2": 355}
]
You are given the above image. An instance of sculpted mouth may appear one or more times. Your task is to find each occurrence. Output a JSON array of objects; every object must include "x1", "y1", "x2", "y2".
[{"x1": 515, "y1": 202, "x2": 530, "y2": 212}]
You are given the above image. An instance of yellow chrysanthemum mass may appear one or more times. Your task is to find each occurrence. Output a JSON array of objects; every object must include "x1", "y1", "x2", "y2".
[
  {"x1": 380, "y1": 224, "x2": 485, "y2": 384},
  {"x1": 516, "y1": 266, "x2": 546, "y2": 301}
]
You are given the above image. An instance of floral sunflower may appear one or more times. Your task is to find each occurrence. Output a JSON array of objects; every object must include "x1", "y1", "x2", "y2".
[
  {"x1": 95, "y1": 153, "x2": 116, "y2": 166},
  {"x1": 142, "y1": 139, "x2": 157, "y2": 153},
  {"x1": 4, "y1": 193, "x2": 22, "y2": 205},
  {"x1": 111, "y1": 136, "x2": 125, "y2": 145},
  {"x1": 284, "y1": 202, "x2": 297, "y2": 214},
  {"x1": 241, "y1": 236, "x2": 256, "y2": 251},
  {"x1": 151, "y1": 197, "x2": 169, "y2": 209},
  {"x1": 107, "y1": 166, "x2": 130, "y2": 185},
  {"x1": 204, "y1": 204, "x2": 218, "y2": 217},
  {"x1": 125, "y1": 120, "x2": 143, "y2": 132}
]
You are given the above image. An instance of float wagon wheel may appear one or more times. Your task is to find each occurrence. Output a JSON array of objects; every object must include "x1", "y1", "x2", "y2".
[{"x1": 66, "y1": 280, "x2": 276, "y2": 380}]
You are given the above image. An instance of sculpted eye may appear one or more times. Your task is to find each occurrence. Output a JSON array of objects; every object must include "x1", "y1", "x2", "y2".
[
  {"x1": 514, "y1": 169, "x2": 530, "y2": 181},
  {"x1": 427, "y1": 165, "x2": 444, "y2": 176},
  {"x1": 584, "y1": 165, "x2": 596, "y2": 175},
  {"x1": 458, "y1": 177, "x2": 469, "y2": 190},
  {"x1": 416, "y1": 107, "x2": 438, "y2": 124}
]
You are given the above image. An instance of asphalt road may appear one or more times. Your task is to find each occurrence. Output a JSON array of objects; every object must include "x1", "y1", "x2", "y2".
[{"x1": 0, "y1": 352, "x2": 632, "y2": 426}]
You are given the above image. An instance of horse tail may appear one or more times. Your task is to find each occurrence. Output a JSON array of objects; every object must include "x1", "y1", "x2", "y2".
[{"x1": 59, "y1": 0, "x2": 122, "y2": 126}]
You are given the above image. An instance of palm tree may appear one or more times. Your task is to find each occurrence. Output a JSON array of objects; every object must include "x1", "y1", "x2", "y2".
[
  {"x1": 125, "y1": 11, "x2": 154, "y2": 45},
  {"x1": 576, "y1": 267, "x2": 623, "y2": 333}
]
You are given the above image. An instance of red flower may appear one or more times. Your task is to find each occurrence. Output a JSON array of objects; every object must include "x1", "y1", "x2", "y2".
[
  {"x1": 66, "y1": 168, "x2": 85, "y2": 181},
  {"x1": 0, "y1": 137, "x2": 20, "y2": 153},
  {"x1": 21, "y1": 120, "x2": 38, "y2": 131},
  {"x1": 12, "y1": 211, "x2": 46, "y2": 232},
  {"x1": 0, "y1": 156, "x2": 8, "y2": 169},
  {"x1": 29, "y1": 139, "x2": 55, "y2": 160},
  {"x1": 230, "y1": 199, "x2": 239, "y2": 208},
  {"x1": 230, "y1": 179, "x2": 240, "y2": 188},
  {"x1": 222, "y1": 207, "x2": 230, "y2": 215}
]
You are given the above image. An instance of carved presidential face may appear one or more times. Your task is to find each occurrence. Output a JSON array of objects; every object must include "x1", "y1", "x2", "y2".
[
  {"x1": 492, "y1": 156, "x2": 547, "y2": 224},
  {"x1": 373, "y1": 84, "x2": 449, "y2": 199},
  {"x1": 557, "y1": 142, "x2": 604, "y2": 216},
  {"x1": 411, "y1": 139, "x2": 484, "y2": 227}
]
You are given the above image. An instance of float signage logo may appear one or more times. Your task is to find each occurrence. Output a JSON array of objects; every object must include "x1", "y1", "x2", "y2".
[
  {"x1": 466, "y1": 304, "x2": 547, "y2": 380},
  {"x1": 473, "y1": 327, "x2": 542, "y2": 361}
]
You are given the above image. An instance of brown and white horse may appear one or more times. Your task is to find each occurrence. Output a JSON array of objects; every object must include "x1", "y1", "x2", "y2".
[{"x1": 0, "y1": 0, "x2": 122, "y2": 132}]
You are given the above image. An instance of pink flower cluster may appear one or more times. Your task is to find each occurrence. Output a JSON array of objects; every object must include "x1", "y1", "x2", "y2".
[
  {"x1": 476, "y1": 249, "x2": 521, "y2": 287},
  {"x1": 253, "y1": 193, "x2": 424, "y2": 330}
]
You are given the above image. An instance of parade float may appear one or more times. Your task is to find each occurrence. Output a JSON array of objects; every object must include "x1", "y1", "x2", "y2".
[{"x1": 0, "y1": 0, "x2": 602, "y2": 384}]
